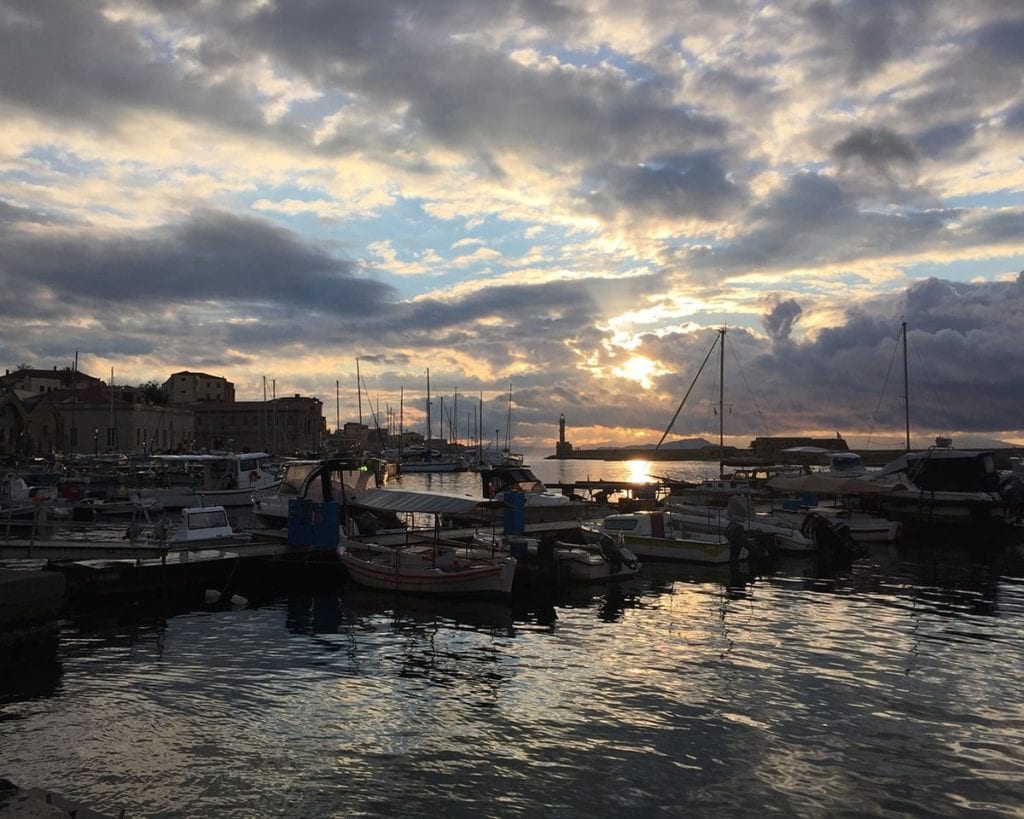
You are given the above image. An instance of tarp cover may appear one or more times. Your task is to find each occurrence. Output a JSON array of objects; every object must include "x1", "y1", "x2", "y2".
[
  {"x1": 352, "y1": 487, "x2": 508, "y2": 514},
  {"x1": 766, "y1": 474, "x2": 902, "y2": 495}
]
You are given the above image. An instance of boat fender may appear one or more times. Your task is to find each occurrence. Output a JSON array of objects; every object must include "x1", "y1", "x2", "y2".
[{"x1": 249, "y1": 470, "x2": 260, "y2": 484}]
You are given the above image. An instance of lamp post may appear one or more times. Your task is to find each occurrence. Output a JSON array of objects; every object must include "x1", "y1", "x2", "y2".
[{"x1": 93, "y1": 427, "x2": 99, "y2": 456}]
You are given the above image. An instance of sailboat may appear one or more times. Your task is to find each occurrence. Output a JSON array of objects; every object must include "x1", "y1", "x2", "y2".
[
  {"x1": 858, "y1": 322, "x2": 1024, "y2": 543},
  {"x1": 656, "y1": 328, "x2": 770, "y2": 501},
  {"x1": 398, "y1": 369, "x2": 467, "y2": 473}
]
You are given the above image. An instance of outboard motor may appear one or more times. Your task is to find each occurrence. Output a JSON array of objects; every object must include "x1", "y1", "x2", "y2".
[
  {"x1": 598, "y1": 532, "x2": 638, "y2": 571},
  {"x1": 724, "y1": 520, "x2": 752, "y2": 564},
  {"x1": 801, "y1": 512, "x2": 865, "y2": 567}
]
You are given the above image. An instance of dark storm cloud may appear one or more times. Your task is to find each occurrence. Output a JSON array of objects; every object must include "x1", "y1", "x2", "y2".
[
  {"x1": 762, "y1": 299, "x2": 803, "y2": 347},
  {"x1": 729, "y1": 275, "x2": 1024, "y2": 438},
  {"x1": 0, "y1": 209, "x2": 396, "y2": 316},
  {"x1": 582, "y1": 152, "x2": 745, "y2": 223}
]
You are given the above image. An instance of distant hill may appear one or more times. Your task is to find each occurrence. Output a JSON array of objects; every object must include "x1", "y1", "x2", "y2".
[{"x1": 592, "y1": 438, "x2": 712, "y2": 451}]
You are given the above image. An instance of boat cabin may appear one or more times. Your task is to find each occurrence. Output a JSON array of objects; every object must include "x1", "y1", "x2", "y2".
[{"x1": 172, "y1": 505, "x2": 235, "y2": 542}]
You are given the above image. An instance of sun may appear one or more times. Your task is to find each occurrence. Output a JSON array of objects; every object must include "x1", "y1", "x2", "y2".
[{"x1": 614, "y1": 355, "x2": 658, "y2": 389}]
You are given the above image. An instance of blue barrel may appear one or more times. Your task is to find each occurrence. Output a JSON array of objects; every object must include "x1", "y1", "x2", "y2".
[
  {"x1": 311, "y1": 501, "x2": 340, "y2": 551},
  {"x1": 502, "y1": 491, "x2": 526, "y2": 536},
  {"x1": 287, "y1": 498, "x2": 314, "y2": 546}
]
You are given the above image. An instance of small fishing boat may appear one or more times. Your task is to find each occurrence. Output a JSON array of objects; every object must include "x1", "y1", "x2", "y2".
[
  {"x1": 339, "y1": 540, "x2": 516, "y2": 596},
  {"x1": 337, "y1": 487, "x2": 515, "y2": 598}
]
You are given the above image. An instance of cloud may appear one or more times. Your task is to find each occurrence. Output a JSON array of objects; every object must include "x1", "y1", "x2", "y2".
[
  {"x1": 2, "y1": 1, "x2": 1024, "y2": 446},
  {"x1": 832, "y1": 127, "x2": 919, "y2": 176},
  {"x1": 762, "y1": 298, "x2": 803, "y2": 347},
  {"x1": 582, "y1": 151, "x2": 746, "y2": 224}
]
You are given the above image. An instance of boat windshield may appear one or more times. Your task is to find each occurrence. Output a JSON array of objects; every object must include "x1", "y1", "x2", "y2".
[
  {"x1": 603, "y1": 517, "x2": 638, "y2": 532},
  {"x1": 185, "y1": 509, "x2": 229, "y2": 530}
]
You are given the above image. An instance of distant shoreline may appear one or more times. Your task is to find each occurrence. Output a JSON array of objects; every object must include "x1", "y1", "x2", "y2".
[{"x1": 546, "y1": 447, "x2": 1022, "y2": 468}]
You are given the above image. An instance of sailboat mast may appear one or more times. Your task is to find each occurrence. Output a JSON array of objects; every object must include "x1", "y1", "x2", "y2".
[
  {"x1": 719, "y1": 327, "x2": 726, "y2": 477},
  {"x1": 356, "y1": 357, "x2": 362, "y2": 426},
  {"x1": 425, "y1": 368, "x2": 431, "y2": 460},
  {"x1": 902, "y1": 320, "x2": 910, "y2": 452},
  {"x1": 504, "y1": 383, "x2": 513, "y2": 453}
]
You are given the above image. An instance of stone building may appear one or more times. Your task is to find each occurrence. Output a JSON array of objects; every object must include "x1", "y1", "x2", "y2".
[
  {"x1": 49, "y1": 386, "x2": 195, "y2": 455},
  {"x1": 163, "y1": 371, "x2": 236, "y2": 404},
  {"x1": 0, "y1": 388, "x2": 63, "y2": 457},
  {"x1": 0, "y1": 365, "x2": 103, "y2": 394},
  {"x1": 192, "y1": 395, "x2": 325, "y2": 454}
]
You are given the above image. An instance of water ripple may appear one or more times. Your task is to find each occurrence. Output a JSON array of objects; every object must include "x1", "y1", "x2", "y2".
[{"x1": 2, "y1": 558, "x2": 1023, "y2": 817}]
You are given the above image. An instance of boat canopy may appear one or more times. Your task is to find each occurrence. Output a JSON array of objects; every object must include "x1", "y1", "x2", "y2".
[{"x1": 352, "y1": 487, "x2": 508, "y2": 515}]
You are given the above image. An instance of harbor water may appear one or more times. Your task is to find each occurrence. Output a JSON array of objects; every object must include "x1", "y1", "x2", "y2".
[{"x1": 2, "y1": 459, "x2": 1023, "y2": 817}]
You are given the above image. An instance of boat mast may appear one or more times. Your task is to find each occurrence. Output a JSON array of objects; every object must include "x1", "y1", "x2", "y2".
[
  {"x1": 425, "y1": 368, "x2": 432, "y2": 461},
  {"x1": 356, "y1": 357, "x2": 363, "y2": 426},
  {"x1": 504, "y1": 383, "x2": 513, "y2": 455},
  {"x1": 718, "y1": 327, "x2": 726, "y2": 477},
  {"x1": 902, "y1": 319, "x2": 910, "y2": 453}
]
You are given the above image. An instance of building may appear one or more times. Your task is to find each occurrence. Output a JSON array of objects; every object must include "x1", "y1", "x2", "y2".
[
  {"x1": 163, "y1": 371, "x2": 236, "y2": 404},
  {"x1": 0, "y1": 388, "x2": 63, "y2": 457},
  {"x1": 0, "y1": 365, "x2": 104, "y2": 395},
  {"x1": 49, "y1": 386, "x2": 195, "y2": 455},
  {"x1": 192, "y1": 395, "x2": 324, "y2": 454},
  {"x1": 749, "y1": 435, "x2": 849, "y2": 459}
]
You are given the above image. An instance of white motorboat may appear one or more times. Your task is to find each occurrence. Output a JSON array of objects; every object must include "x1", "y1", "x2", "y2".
[
  {"x1": 129, "y1": 452, "x2": 280, "y2": 509},
  {"x1": 480, "y1": 465, "x2": 572, "y2": 507},
  {"x1": 666, "y1": 495, "x2": 815, "y2": 554},
  {"x1": 471, "y1": 531, "x2": 641, "y2": 582},
  {"x1": 581, "y1": 511, "x2": 745, "y2": 564},
  {"x1": 130, "y1": 504, "x2": 251, "y2": 550},
  {"x1": 253, "y1": 457, "x2": 382, "y2": 528}
]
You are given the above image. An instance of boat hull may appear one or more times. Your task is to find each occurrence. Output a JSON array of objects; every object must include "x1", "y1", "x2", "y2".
[
  {"x1": 581, "y1": 522, "x2": 739, "y2": 564},
  {"x1": 338, "y1": 542, "x2": 515, "y2": 597}
]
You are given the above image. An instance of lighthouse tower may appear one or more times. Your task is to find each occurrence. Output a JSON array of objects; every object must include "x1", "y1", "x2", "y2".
[{"x1": 555, "y1": 412, "x2": 574, "y2": 458}]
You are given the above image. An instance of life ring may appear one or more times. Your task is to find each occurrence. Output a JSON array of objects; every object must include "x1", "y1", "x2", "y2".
[{"x1": 249, "y1": 470, "x2": 260, "y2": 484}]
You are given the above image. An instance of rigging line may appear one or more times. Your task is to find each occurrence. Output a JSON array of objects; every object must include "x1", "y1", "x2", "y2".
[
  {"x1": 703, "y1": 363, "x2": 719, "y2": 437},
  {"x1": 909, "y1": 338, "x2": 943, "y2": 434},
  {"x1": 656, "y1": 333, "x2": 720, "y2": 449},
  {"x1": 727, "y1": 341, "x2": 772, "y2": 438},
  {"x1": 865, "y1": 324, "x2": 902, "y2": 450}
]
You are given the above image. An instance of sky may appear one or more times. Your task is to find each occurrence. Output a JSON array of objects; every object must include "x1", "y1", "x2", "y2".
[{"x1": 2, "y1": 0, "x2": 1024, "y2": 453}]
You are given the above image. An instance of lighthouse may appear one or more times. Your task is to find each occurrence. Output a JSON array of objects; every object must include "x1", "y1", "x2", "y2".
[{"x1": 555, "y1": 412, "x2": 574, "y2": 457}]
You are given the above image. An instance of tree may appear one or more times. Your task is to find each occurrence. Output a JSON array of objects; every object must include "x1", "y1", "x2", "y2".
[{"x1": 139, "y1": 380, "x2": 168, "y2": 405}]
